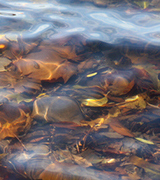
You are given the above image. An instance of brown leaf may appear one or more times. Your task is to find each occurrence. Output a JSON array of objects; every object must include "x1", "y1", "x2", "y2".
[
  {"x1": 3, "y1": 35, "x2": 95, "y2": 88},
  {"x1": 72, "y1": 155, "x2": 92, "y2": 167},
  {"x1": 1, "y1": 35, "x2": 97, "y2": 94},
  {"x1": 40, "y1": 35, "x2": 87, "y2": 61},
  {"x1": 130, "y1": 156, "x2": 160, "y2": 177},
  {"x1": 0, "y1": 103, "x2": 31, "y2": 140},
  {"x1": 109, "y1": 119, "x2": 135, "y2": 137},
  {"x1": 109, "y1": 77, "x2": 134, "y2": 96},
  {"x1": 9, "y1": 54, "x2": 77, "y2": 83},
  {"x1": 0, "y1": 71, "x2": 41, "y2": 94},
  {"x1": 2, "y1": 35, "x2": 39, "y2": 60},
  {"x1": 8, "y1": 35, "x2": 86, "y2": 83}
]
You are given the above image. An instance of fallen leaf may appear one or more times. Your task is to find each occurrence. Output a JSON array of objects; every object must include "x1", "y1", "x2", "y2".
[
  {"x1": 134, "y1": 1, "x2": 150, "y2": 9},
  {"x1": 108, "y1": 107, "x2": 121, "y2": 118},
  {"x1": 82, "y1": 117, "x2": 105, "y2": 127},
  {"x1": 2, "y1": 35, "x2": 39, "y2": 60},
  {"x1": 86, "y1": 72, "x2": 98, "y2": 78},
  {"x1": 135, "y1": 137, "x2": 154, "y2": 145},
  {"x1": 130, "y1": 156, "x2": 160, "y2": 177},
  {"x1": 109, "y1": 119, "x2": 135, "y2": 137},
  {"x1": 10, "y1": 57, "x2": 77, "y2": 83},
  {"x1": 72, "y1": 155, "x2": 92, "y2": 167},
  {"x1": 109, "y1": 77, "x2": 134, "y2": 96},
  {"x1": 0, "y1": 103, "x2": 31, "y2": 140},
  {"x1": 120, "y1": 95, "x2": 147, "y2": 110},
  {"x1": 82, "y1": 96, "x2": 108, "y2": 107},
  {"x1": 0, "y1": 71, "x2": 42, "y2": 94},
  {"x1": 6, "y1": 93, "x2": 33, "y2": 103},
  {"x1": 3, "y1": 35, "x2": 89, "y2": 85}
]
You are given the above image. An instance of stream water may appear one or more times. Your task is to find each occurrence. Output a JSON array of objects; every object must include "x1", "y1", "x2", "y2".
[{"x1": 0, "y1": 0, "x2": 160, "y2": 180}]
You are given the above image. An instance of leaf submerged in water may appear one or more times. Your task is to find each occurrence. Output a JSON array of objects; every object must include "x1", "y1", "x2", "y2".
[
  {"x1": 0, "y1": 103, "x2": 31, "y2": 140},
  {"x1": 86, "y1": 72, "x2": 97, "y2": 78},
  {"x1": 82, "y1": 96, "x2": 108, "y2": 107},
  {"x1": 135, "y1": 137, "x2": 154, "y2": 145},
  {"x1": 6, "y1": 93, "x2": 33, "y2": 104},
  {"x1": 134, "y1": 1, "x2": 150, "y2": 9},
  {"x1": 109, "y1": 77, "x2": 134, "y2": 96},
  {"x1": 130, "y1": 156, "x2": 160, "y2": 177},
  {"x1": 109, "y1": 119, "x2": 135, "y2": 137}
]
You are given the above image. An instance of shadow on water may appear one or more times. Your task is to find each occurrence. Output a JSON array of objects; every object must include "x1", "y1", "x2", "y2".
[{"x1": 0, "y1": 0, "x2": 160, "y2": 180}]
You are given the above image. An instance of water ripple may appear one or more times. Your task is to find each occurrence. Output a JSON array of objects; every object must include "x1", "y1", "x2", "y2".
[{"x1": 1, "y1": 1, "x2": 160, "y2": 46}]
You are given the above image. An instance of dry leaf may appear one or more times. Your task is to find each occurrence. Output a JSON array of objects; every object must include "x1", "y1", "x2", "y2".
[
  {"x1": 6, "y1": 93, "x2": 33, "y2": 104},
  {"x1": 109, "y1": 77, "x2": 134, "y2": 96},
  {"x1": 130, "y1": 156, "x2": 160, "y2": 177},
  {"x1": 2, "y1": 35, "x2": 39, "y2": 60},
  {"x1": 0, "y1": 103, "x2": 31, "y2": 140},
  {"x1": 108, "y1": 107, "x2": 121, "y2": 118},
  {"x1": 0, "y1": 71, "x2": 41, "y2": 94},
  {"x1": 120, "y1": 95, "x2": 147, "y2": 110},
  {"x1": 11, "y1": 58, "x2": 77, "y2": 83},
  {"x1": 72, "y1": 155, "x2": 92, "y2": 167},
  {"x1": 109, "y1": 119, "x2": 135, "y2": 137},
  {"x1": 3, "y1": 35, "x2": 88, "y2": 85},
  {"x1": 134, "y1": 1, "x2": 150, "y2": 9},
  {"x1": 0, "y1": 36, "x2": 98, "y2": 94},
  {"x1": 135, "y1": 137, "x2": 154, "y2": 145},
  {"x1": 82, "y1": 96, "x2": 108, "y2": 107},
  {"x1": 86, "y1": 72, "x2": 98, "y2": 77}
]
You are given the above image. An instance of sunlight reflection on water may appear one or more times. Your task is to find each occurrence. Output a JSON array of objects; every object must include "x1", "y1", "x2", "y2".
[{"x1": 1, "y1": 0, "x2": 160, "y2": 45}]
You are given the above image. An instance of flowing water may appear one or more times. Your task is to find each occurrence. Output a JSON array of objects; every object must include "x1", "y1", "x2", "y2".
[{"x1": 0, "y1": 0, "x2": 160, "y2": 180}]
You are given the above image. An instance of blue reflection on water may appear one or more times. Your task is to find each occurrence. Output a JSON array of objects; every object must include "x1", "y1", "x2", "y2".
[{"x1": 0, "y1": 0, "x2": 160, "y2": 46}]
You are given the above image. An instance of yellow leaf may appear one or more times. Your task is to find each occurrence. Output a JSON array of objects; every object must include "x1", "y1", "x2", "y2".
[
  {"x1": 82, "y1": 117, "x2": 105, "y2": 127},
  {"x1": 73, "y1": 85, "x2": 90, "y2": 89},
  {"x1": 135, "y1": 137, "x2": 154, "y2": 145},
  {"x1": 125, "y1": 95, "x2": 139, "y2": 102},
  {"x1": 6, "y1": 93, "x2": 33, "y2": 103},
  {"x1": 0, "y1": 105, "x2": 31, "y2": 140},
  {"x1": 134, "y1": 1, "x2": 150, "y2": 9},
  {"x1": 36, "y1": 93, "x2": 48, "y2": 99},
  {"x1": 82, "y1": 96, "x2": 108, "y2": 107},
  {"x1": 0, "y1": 44, "x2": 6, "y2": 49},
  {"x1": 86, "y1": 72, "x2": 97, "y2": 77},
  {"x1": 121, "y1": 95, "x2": 146, "y2": 110},
  {"x1": 108, "y1": 107, "x2": 121, "y2": 118}
]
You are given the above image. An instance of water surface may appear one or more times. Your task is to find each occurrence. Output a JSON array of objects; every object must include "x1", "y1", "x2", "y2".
[{"x1": 0, "y1": 0, "x2": 160, "y2": 180}]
